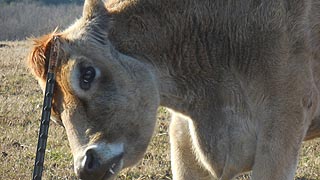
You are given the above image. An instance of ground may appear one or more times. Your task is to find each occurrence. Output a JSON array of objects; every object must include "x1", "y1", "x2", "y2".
[{"x1": 0, "y1": 41, "x2": 319, "y2": 179}]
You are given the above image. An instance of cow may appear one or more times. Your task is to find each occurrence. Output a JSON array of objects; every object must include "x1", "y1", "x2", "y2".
[{"x1": 27, "y1": 0, "x2": 320, "y2": 179}]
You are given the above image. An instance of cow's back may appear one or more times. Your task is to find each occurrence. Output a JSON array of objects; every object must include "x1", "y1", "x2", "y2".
[{"x1": 107, "y1": 0, "x2": 313, "y2": 76}]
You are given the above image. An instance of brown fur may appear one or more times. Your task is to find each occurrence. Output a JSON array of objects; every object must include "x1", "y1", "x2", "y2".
[
  {"x1": 28, "y1": 32, "x2": 54, "y2": 79},
  {"x1": 28, "y1": 0, "x2": 320, "y2": 180}
]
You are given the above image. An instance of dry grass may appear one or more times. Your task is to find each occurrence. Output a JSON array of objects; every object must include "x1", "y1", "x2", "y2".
[
  {"x1": 0, "y1": 41, "x2": 319, "y2": 180},
  {"x1": 0, "y1": 2, "x2": 82, "y2": 41}
]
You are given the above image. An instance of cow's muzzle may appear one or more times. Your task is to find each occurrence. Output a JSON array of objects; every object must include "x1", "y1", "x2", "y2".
[{"x1": 75, "y1": 143, "x2": 124, "y2": 180}]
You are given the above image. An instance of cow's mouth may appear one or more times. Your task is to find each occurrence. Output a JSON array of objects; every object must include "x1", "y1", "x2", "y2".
[{"x1": 102, "y1": 153, "x2": 124, "y2": 179}]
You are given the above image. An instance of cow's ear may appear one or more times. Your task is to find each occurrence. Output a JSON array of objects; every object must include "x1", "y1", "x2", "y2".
[
  {"x1": 27, "y1": 33, "x2": 55, "y2": 79},
  {"x1": 83, "y1": 0, "x2": 107, "y2": 20}
]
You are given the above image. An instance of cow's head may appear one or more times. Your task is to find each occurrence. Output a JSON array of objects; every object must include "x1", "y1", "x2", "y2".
[{"x1": 27, "y1": 0, "x2": 160, "y2": 179}]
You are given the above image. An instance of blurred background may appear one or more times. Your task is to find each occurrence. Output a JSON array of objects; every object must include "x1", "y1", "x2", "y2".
[{"x1": 0, "y1": 0, "x2": 83, "y2": 41}]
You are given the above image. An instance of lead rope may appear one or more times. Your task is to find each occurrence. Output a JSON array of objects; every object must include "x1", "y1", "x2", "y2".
[{"x1": 32, "y1": 36, "x2": 60, "y2": 180}]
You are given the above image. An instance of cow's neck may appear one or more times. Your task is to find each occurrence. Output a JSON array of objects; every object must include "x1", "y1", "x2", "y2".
[
  {"x1": 106, "y1": 0, "x2": 268, "y2": 117},
  {"x1": 106, "y1": 0, "x2": 221, "y2": 116},
  {"x1": 132, "y1": 54, "x2": 222, "y2": 117}
]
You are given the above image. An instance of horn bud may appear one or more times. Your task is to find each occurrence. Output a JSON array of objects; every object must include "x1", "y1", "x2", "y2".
[{"x1": 83, "y1": 0, "x2": 106, "y2": 20}]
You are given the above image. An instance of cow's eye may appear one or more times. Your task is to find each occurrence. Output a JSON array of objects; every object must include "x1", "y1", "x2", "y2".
[{"x1": 80, "y1": 66, "x2": 96, "y2": 90}]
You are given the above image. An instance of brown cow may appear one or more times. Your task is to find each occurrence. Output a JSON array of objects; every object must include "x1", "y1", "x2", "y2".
[{"x1": 28, "y1": 0, "x2": 320, "y2": 179}]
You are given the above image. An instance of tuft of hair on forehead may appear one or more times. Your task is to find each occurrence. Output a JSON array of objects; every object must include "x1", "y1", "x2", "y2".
[{"x1": 27, "y1": 30, "x2": 60, "y2": 80}]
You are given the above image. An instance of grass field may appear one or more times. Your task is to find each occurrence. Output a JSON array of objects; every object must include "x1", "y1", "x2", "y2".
[{"x1": 0, "y1": 41, "x2": 319, "y2": 180}]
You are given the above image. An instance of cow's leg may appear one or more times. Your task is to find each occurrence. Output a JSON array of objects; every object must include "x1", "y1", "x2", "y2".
[
  {"x1": 251, "y1": 90, "x2": 314, "y2": 179},
  {"x1": 251, "y1": 124, "x2": 303, "y2": 179},
  {"x1": 169, "y1": 113, "x2": 213, "y2": 180}
]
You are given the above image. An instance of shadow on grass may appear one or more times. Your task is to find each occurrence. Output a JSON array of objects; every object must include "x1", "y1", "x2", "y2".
[{"x1": 0, "y1": 43, "x2": 9, "y2": 48}]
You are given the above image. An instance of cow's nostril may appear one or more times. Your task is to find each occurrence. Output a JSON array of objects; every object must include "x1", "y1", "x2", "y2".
[
  {"x1": 84, "y1": 149, "x2": 100, "y2": 172},
  {"x1": 76, "y1": 143, "x2": 125, "y2": 180}
]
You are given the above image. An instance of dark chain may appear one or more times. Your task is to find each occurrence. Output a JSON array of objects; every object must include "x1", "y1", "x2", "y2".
[{"x1": 32, "y1": 36, "x2": 60, "y2": 180}]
